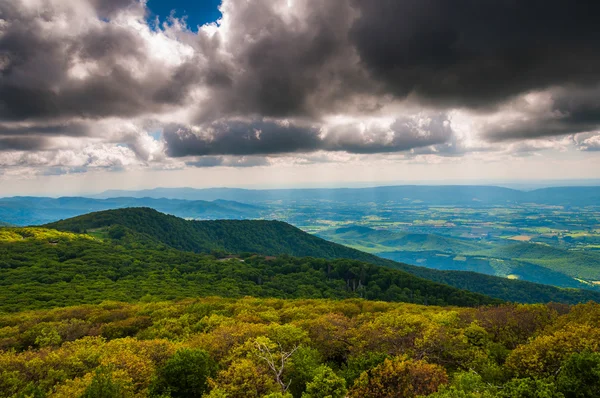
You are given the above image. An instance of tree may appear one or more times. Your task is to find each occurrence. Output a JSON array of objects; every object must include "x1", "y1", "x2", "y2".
[
  {"x1": 348, "y1": 357, "x2": 448, "y2": 398},
  {"x1": 254, "y1": 337, "x2": 299, "y2": 394},
  {"x1": 149, "y1": 348, "x2": 217, "y2": 398},
  {"x1": 427, "y1": 372, "x2": 496, "y2": 398},
  {"x1": 339, "y1": 352, "x2": 389, "y2": 387},
  {"x1": 208, "y1": 358, "x2": 279, "y2": 398},
  {"x1": 285, "y1": 346, "x2": 323, "y2": 398},
  {"x1": 81, "y1": 366, "x2": 133, "y2": 398},
  {"x1": 556, "y1": 352, "x2": 600, "y2": 398},
  {"x1": 497, "y1": 378, "x2": 563, "y2": 398},
  {"x1": 302, "y1": 366, "x2": 347, "y2": 398}
]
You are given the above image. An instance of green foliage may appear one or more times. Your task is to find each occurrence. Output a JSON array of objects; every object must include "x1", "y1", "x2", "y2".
[
  {"x1": 286, "y1": 346, "x2": 322, "y2": 398},
  {"x1": 149, "y1": 348, "x2": 217, "y2": 398},
  {"x1": 497, "y1": 378, "x2": 563, "y2": 398},
  {"x1": 556, "y1": 352, "x2": 600, "y2": 398},
  {"x1": 80, "y1": 366, "x2": 133, "y2": 398},
  {"x1": 428, "y1": 372, "x2": 496, "y2": 398},
  {"x1": 40, "y1": 207, "x2": 600, "y2": 305},
  {"x1": 0, "y1": 299, "x2": 599, "y2": 398},
  {"x1": 339, "y1": 352, "x2": 390, "y2": 386},
  {"x1": 302, "y1": 366, "x2": 347, "y2": 398},
  {"x1": 0, "y1": 225, "x2": 499, "y2": 313}
]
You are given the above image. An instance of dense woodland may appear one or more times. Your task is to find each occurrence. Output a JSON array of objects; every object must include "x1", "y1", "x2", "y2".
[
  {"x1": 2, "y1": 298, "x2": 600, "y2": 397},
  {"x1": 0, "y1": 227, "x2": 496, "y2": 312},
  {"x1": 43, "y1": 208, "x2": 600, "y2": 304}
]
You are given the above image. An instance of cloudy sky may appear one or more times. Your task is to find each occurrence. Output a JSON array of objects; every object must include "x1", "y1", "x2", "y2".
[{"x1": 1, "y1": 0, "x2": 600, "y2": 195}]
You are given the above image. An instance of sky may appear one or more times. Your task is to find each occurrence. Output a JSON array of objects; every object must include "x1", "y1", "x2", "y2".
[
  {"x1": 146, "y1": 0, "x2": 221, "y2": 30},
  {"x1": 1, "y1": 0, "x2": 600, "y2": 196}
]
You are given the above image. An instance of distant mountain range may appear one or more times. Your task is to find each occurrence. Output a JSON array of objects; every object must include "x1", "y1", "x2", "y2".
[
  {"x1": 3, "y1": 184, "x2": 599, "y2": 226},
  {"x1": 0, "y1": 196, "x2": 263, "y2": 226},
  {"x1": 92, "y1": 185, "x2": 600, "y2": 206}
]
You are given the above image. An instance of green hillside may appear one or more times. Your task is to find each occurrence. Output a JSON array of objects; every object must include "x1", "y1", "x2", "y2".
[
  {"x1": 0, "y1": 226, "x2": 498, "y2": 312},
  {"x1": 45, "y1": 208, "x2": 383, "y2": 260},
  {"x1": 473, "y1": 243, "x2": 600, "y2": 281},
  {"x1": 319, "y1": 225, "x2": 483, "y2": 253},
  {"x1": 43, "y1": 208, "x2": 600, "y2": 304}
]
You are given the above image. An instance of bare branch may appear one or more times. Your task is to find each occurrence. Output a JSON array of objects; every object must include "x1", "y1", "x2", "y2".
[{"x1": 254, "y1": 340, "x2": 299, "y2": 393}]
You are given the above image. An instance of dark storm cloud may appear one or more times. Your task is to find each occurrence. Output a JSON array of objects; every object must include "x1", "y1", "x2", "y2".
[
  {"x1": 484, "y1": 86, "x2": 600, "y2": 141},
  {"x1": 164, "y1": 120, "x2": 322, "y2": 157},
  {"x1": 0, "y1": 123, "x2": 92, "y2": 137},
  {"x1": 164, "y1": 114, "x2": 454, "y2": 157},
  {"x1": 187, "y1": 0, "x2": 600, "y2": 143},
  {"x1": 0, "y1": 1, "x2": 200, "y2": 123},
  {"x1": 193, "y1": 0, "x2": 370, "y2": 122},
  {"x1": 324, "y1": 114, "x2": 453, "y2": 154},
  {"x1": 350, "y1": 0, "x2": 600, "y2": 108},
  {"x1": 0, "y1": 137, "x2": 50, "y2": 152},
  {"x1": 3, "y1": 0, "x2": 600, "y2": 165}
]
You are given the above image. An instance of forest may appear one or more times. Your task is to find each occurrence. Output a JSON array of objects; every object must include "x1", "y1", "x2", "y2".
[
  {"x1": 1, "y1": 208, "x2": 600, "y2": 397},
  {"x1": 1, "y1": 297, "x2": 599, "y2": 397},
  {"x1": 0, "y1": 227, "x2": 497, "y2": 312},
  {"x1": 41, "y1": 208, "x2": 600, "y2": 304}
]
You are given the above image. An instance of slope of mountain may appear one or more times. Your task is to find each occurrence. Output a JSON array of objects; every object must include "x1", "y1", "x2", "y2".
[
  {"x1": 472, "y1": 243, "x2": 600, "y2": 281},
  {"x1": 377, "y1": 250, "x2": 594, "y2": 289},
  {"x1": 318, "y1": 225, "x2": 483, "y2": 253},
  {"x1": 0, "y1": 197, "x2": 262, "y2": 226},
  {"x1": 319, "y1": 225, "x2": 600, "y2": 290},
  {"x1": 0, "y1": 226, "x2": 499, "y2": 312},
  {"x1": 93, "y1": 185, "x2": 600, "y2": 206},
  {"x1": 44, "y1": 208, "x2": 600, "y2": 304},
  {"x1": 46, "y1": 208, "x2": 385, "y2": 259}
]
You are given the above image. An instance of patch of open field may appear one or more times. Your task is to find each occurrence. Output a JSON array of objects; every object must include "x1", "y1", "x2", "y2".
[{"x1": 508, "y1": 235, "x2": 533, "y2": 241}]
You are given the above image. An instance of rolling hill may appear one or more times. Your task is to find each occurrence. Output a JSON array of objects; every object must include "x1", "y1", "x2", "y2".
[
  {"x1": 319, "y1": 225, "x2": 600, "y2": 290},
  {"x1": 472, "y1": 242, "x2": 600, "y2": 281},
  {"x1": 318, "y1": 225, "x2": 483, "y2": 253},
  {"x1": 44, "y1": 208, "x2": 600, "y2": 304}
]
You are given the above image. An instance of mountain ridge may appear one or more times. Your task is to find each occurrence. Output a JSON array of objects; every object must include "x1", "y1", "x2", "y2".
[{"x1": 90, "y1": 185, "x2": 600, "y2": 206}]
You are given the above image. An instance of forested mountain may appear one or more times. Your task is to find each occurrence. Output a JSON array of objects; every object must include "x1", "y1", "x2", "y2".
[
  {"x1": 46, "y1": 208, "x2": 383, "y2": 259},
  {"x1": 0, "y1": 197, "x2": 262, "y2": 226},
  {"x1": 44, "y1": 208, "x2": 600, "y2": 304},
  {"x1": 0, "y1": 227, "x2": 497, "y2": 312}
]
